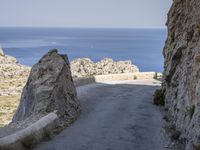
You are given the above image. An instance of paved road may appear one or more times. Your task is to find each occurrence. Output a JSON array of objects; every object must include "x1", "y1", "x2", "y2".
[{"x1": 36, "y1": 79, "x2": 167, "y2": 150}]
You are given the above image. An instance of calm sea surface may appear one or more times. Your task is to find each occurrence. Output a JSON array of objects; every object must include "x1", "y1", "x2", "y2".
[{"x1": 0, "y1": 27, "x2": 167, "y2": 72}]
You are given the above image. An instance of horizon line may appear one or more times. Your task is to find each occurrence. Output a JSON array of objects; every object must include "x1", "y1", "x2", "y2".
[{"x1": 0, "y1": 26, "x2": 167, "y2": 29}]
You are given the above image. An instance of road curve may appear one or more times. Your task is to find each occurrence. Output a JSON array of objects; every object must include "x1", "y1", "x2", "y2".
[{"x1": 36, "y1": 79, "x2": 167, "y2": 150}]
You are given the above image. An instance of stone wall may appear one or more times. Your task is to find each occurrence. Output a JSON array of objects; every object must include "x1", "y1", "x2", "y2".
[{"x1": 162, "y1": 0, "x2": 200, "y2": 149}]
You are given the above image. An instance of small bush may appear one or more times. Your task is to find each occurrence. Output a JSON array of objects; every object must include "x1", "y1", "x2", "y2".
[
  {"x1": 0, "y1": 145, "x2": 10, "y2": 150},
  {"x1": 195, "y1": 144, "x2": 200, "y2": 150},
  {"x1": 153, "y1": 89, "x2": 165, "y2": 106},
  {"x1": 21, "y1": 133, "x2": 37, "y2": 150},
  {"x1": 43, "y1": 127, "x2": 52, "y2": 141},
  {"x1": 165, "y1": 74, "x2": 173, "y2": 86},
  {"x1": 188, "y1": 105, "x2": 195, "y2": 119},
  {"x1": 171, "y1": 130, "x2": 181, "y2": 140}
]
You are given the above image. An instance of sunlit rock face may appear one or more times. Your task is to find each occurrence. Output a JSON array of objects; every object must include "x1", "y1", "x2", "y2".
[
  {"x1": 13, "y1": 49, "x2": 80, "y2": 125},
  {"x1": 71, "y1": 58, "x2": 139, "y2": 78},
  {"x1": 162, "y1": 0, "x2": 200, "y2": 149}
]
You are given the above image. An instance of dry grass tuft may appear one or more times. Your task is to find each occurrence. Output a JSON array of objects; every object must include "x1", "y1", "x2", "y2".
[{"x1": 0, "y1": 95, "x2": 20, "y2": 127}]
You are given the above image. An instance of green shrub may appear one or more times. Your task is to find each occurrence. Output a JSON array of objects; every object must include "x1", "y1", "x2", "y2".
[
  {"x1": 188, "y1": 105, "x2": 195, "y2": 119},
  {"x1": 153, "y1": 89, "x2": 165, "y2": 106},
  {"x1": 0, "y1": 145, "x2": 10, "y2": 150},
  {"x1": 195, "y1": 144, "x2": 200, "y2": 150},
  {"x1": 43, "y1": 127, "x2": 52, "y2": 141},
  {"x1": 21, "y1": 133, "x2": 37, "y2": 150}
]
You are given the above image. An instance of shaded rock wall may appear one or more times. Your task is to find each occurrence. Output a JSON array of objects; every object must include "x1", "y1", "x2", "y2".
[{"x1": 162, "y1": 0, "x2": 200, "y2": 149}]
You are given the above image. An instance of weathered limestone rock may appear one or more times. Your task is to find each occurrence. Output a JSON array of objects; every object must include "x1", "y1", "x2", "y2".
[
  {"x1": 71, "y1": 58, "x2": 139, "y2": 78},
  {"x1": 70, "y1": 58, "x2": 96, "y2": 78},
  {"x1": 162, "y1": 0, "x2": 200, "y2": 149},
  {"x1": 12, "y1": 49, "x2": 80, "y2": 125}
]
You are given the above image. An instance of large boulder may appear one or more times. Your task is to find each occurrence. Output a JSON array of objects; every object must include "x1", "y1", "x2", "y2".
[
  {"x1": 12, "y1": 49, "x2": 80, "y2": 124},
  {"x1": 162, "y1": 0, "x2": 200, "y2": 149}
]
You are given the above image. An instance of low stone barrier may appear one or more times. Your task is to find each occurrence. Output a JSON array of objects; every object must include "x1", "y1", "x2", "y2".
[
  {"x1": 0, "y1": 72, "x2": 162, "y2": 149},
  {"x1": 0, "y1": 113, "x2": 58, "y2": 150},
  {"x1": 74, "y1": 72, "x2": 162, "y2": 86}
]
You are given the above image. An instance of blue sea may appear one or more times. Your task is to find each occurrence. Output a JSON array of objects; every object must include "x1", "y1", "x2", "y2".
[{"x1": 0, "y1": 27, "x2": 167, "y2": 72}]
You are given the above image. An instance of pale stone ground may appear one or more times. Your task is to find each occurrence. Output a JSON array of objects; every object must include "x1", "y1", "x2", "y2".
[{"x1": 36, "y1": 79, "x2": 169, "y2": 150}]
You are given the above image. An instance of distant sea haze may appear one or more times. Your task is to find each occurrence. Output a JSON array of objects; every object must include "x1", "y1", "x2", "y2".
[{"x1": 0, "y1": 27, "x2": 167, "y2": 72}]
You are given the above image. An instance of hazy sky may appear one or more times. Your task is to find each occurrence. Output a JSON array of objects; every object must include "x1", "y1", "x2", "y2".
[{"x1": 0, "y1": 0, "x2": 172, "y2": 28}]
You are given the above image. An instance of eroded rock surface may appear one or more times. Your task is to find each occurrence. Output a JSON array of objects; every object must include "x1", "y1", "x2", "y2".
[
  {"x1": 162, "y1": 0, "x2": 200, "y2": 149},
  {"x1": 12, "y1": 49, "x2": 80, "y2": 126},
  {"x1": 71, "y1": 58, "x2": 139, "y2": 78}
]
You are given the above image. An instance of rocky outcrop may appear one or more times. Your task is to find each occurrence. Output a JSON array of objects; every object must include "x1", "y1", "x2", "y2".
[
  {"x1": 71, "y1": 58, "x2": 139, "y2": 78},
  {"x1": 0, "y1": 49, "x2": 139, "y2": 127},
  {"x1": 12, "y1": 49, "x2": 80, "y2": 127},
  {"x1": 0, "y1": 49, "x2": 30, "y2": 96},
  {"x1": 162, "y1": 0, "x2": 200, "y2": 149}
]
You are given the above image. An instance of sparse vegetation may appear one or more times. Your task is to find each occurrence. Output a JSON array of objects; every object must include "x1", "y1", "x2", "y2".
[
  {"x1": 195, "y1": 144, "x2": 200, "y2": 150},
  {"x1": 171, "y1": 130, "x2": 181, "y2": 140},
  {"x1": 0, "y1": 145, "x2": 10, "y2": 150},
  {"x1": 153, "y1": 89, "x2": 165, "y2": 106},
  {"x1": 0, "y1": 95, "x2": 20, "y2": 126},
  {"x1": 21, "y1": 133, "x2": 37, "y2": 150},
  {"x1": 188, "y1": 105, "x2": 195, "y2": 119},
  {"x1": 43, "y1": 127, "x2": 52, "y2": 141}
]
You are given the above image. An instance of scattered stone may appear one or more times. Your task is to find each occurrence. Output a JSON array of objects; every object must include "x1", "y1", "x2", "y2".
[
  {"x1": 12, "y1": 49, "x2": 81, "y2": 127},
  {"x1": 71, "y1": 58, "x2": 139, "y2": 78}
]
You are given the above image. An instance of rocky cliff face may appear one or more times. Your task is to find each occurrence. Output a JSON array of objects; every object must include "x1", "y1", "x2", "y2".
[
  {"x1": 71, "y1": 58, "x2": 139, "y2": 78},
  {"x1": 162, "y1": 0, "x2": 200, "y2": 149},
  {"x1": 13, "y1": 49, "x2": 80, "y2": 126}
]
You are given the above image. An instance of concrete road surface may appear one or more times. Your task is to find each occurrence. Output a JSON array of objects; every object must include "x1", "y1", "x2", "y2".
[{"x1": 36, "y1": 79, "x2": 168, "y2": 150}]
